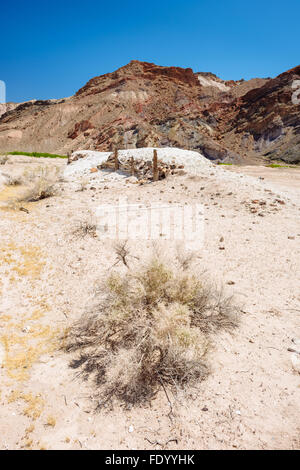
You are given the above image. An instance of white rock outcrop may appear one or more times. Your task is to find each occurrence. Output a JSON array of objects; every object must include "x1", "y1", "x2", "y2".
[{"x1": 64, "y1": 147, "x2": 212, "y2": 178}]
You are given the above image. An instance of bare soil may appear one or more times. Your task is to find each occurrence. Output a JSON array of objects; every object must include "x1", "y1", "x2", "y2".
[{"x1": 0, "y1": 155, "x2": 299, "y2": 450}]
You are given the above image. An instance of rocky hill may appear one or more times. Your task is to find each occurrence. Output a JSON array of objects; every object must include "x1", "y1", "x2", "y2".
[
  {"x1": 0, "y1": 102, "x2": 20, "y2": 118},
  {"x1": 0, "y1": 61, "x2": 299, "y2": 163}
]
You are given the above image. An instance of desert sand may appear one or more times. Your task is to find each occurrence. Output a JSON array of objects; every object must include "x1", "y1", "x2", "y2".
[{"x1": 0, "y1": 152, "x2": 299, "y2": 450}]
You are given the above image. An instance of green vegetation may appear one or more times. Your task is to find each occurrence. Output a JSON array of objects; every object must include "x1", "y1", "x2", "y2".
[
  {"x1": 6, "y1": 151, "x2": 67, "y2": 159},
  {"x1": 217, "y1": 162, "x2": 233, "y2": 165},
  {"x1": 266, "y1": 163, "x2": 294, "y2": 168}
]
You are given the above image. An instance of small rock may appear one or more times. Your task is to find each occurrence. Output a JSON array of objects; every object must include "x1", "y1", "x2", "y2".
[
  {"x1": 291, "y1": 354, "x2": 300, "y2": 374},
  {"x1": 19, "y1": 207, "x2": 29, "y2": 214}
]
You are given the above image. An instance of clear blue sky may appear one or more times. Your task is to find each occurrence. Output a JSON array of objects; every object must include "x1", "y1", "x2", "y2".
[{"x1": 1, "y1": 0, "x2": 299, "y2": 102}]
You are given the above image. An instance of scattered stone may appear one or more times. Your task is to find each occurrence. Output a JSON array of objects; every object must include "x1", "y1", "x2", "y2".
[
  {"x1": 19, "y1": 207, "x2": 29, "y2": 214},
  {"x1": 98, "y1": 152, "x2": 185, "y2": 182},
  {"x1": 275, "y1": 199, "x2": 285, "y2": 205}
]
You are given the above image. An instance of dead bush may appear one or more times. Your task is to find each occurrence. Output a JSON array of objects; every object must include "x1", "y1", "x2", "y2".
[
  {"x1": 72, "y1": 211, "x2": 98, "y2": 239},
  {"x1": 65, "y1": 251, "x2": 239, "y2": 407},
  {"x1": 17, "y1": 166, "x2": 59, "y2": 202},
  {"x1": 73, "y1": 221, "x2": 97, "y2": 239},
  {"x1": 6, "y1": 175, "x2": 23, "y2": 186},
  {"x1": 0, "y1": 155, "x2": 8, "y2": 165},
  {"x1": 112, "y1": 241, "x2": 139, "y2": 268}
]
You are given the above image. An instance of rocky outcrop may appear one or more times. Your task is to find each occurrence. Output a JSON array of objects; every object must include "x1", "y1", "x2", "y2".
[
  {"x1": 217, "y1": 65, "x2": 300, "y2": 163},
  {"x1": 0, "y1": 102, "x2": 20, "y2": 118},
  {"x1": 68, "y1": 120, "x2": 94, "y2": 139},
  {"x1": 97, "y1": 148, "x2": 185, "y2": 181},
  {"x1": 0, "y1": 60, "x2": 299, "y2": 164}
]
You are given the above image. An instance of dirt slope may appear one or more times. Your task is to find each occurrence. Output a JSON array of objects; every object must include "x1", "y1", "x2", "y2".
[{"x1": 2, "y1": 61, "x2": 299, "y2": 164}]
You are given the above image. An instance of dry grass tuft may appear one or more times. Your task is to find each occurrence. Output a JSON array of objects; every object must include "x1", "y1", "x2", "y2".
[
  {"x1": 72, "y1": 212, "x2": 98, "y2": 239},
  {"x1": 65, "y1": 250, "x2": 239, "y2": 407},
  {"x1": 0, "y1": 170, "x2": 23, "y2": 186},
  {"x1": 112, "y1": 241, "x2": 138, "y2": 268},
  {"x1": 16, "y1": 166, "x2": 59, "y2": 202},
  {"x1": 0, "y1": 155, "x2": 8, "y2": 165},
  {"x1": 46, "y1": 416, "x2": 56, "y2": 427},
  {"x1": 72, "y1": 220, "x2": 97, "y2": 239}
]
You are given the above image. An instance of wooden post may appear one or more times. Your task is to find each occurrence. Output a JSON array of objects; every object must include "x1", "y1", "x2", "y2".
[
  {"x1": 114, "y1": 148, "x2": 119, "y2": 171},
  {"x1": 130, "y1": 157, "x2": 135, "y2": 176},
  {"x1": 153, "y1": 149, "x2": 159, "y2": 181}
]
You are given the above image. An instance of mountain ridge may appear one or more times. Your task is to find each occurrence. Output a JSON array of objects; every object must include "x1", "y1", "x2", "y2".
[{"x1": 0, "y1": 60, "x2": 299, "y2": 163}]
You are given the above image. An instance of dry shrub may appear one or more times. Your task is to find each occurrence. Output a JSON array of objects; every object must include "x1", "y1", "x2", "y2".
[
  {"x1": 17, "y1": 166, "x2": 59, "y2": 202},
  {"x1": 72, "y1": 221, "x2": 97, "y2": 239},
  {"x1": 0, "y1": 155, "x2": 9, "y2": 165},
  {"x1": 72, "y1": 211, "x2": 98, "y2": 239},
  {"x1": 6, "y1": 175, "x2": 23, "y2": 186},
  {"x1": 65, "y1": 251, "x2": 238, "y2": 407}
]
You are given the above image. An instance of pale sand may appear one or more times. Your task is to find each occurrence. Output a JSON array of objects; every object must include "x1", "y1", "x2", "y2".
[{"x1": 0, "y1": 154, "x2": 299, "y2": 450}]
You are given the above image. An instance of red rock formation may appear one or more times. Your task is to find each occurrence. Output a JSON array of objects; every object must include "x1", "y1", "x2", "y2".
[
  {"x1": 0, "y1": 60, "x2": 299, "y2": 163},
  {"x1": 68, "y1": 120, "x2": 94, "y2": 139}
]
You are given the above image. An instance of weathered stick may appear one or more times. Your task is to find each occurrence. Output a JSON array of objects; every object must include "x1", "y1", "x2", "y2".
[
  {"x1": 114, "y1": 148, "x2": 119, "y2": 171},
  {"x1": 153, "y1": 149, "x2": 159, "y2": 181},
  {"x1": 130, "y1": 157, "x2": 135, "y2": 176}
]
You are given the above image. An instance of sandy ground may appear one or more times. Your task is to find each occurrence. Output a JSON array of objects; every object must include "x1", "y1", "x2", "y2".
[
  {"x1": 0, "y1": 155, "x2": 299, "y2": 450},
  {"x1": 226, "y1": 164, "x2": 300, "y2": 193}
]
